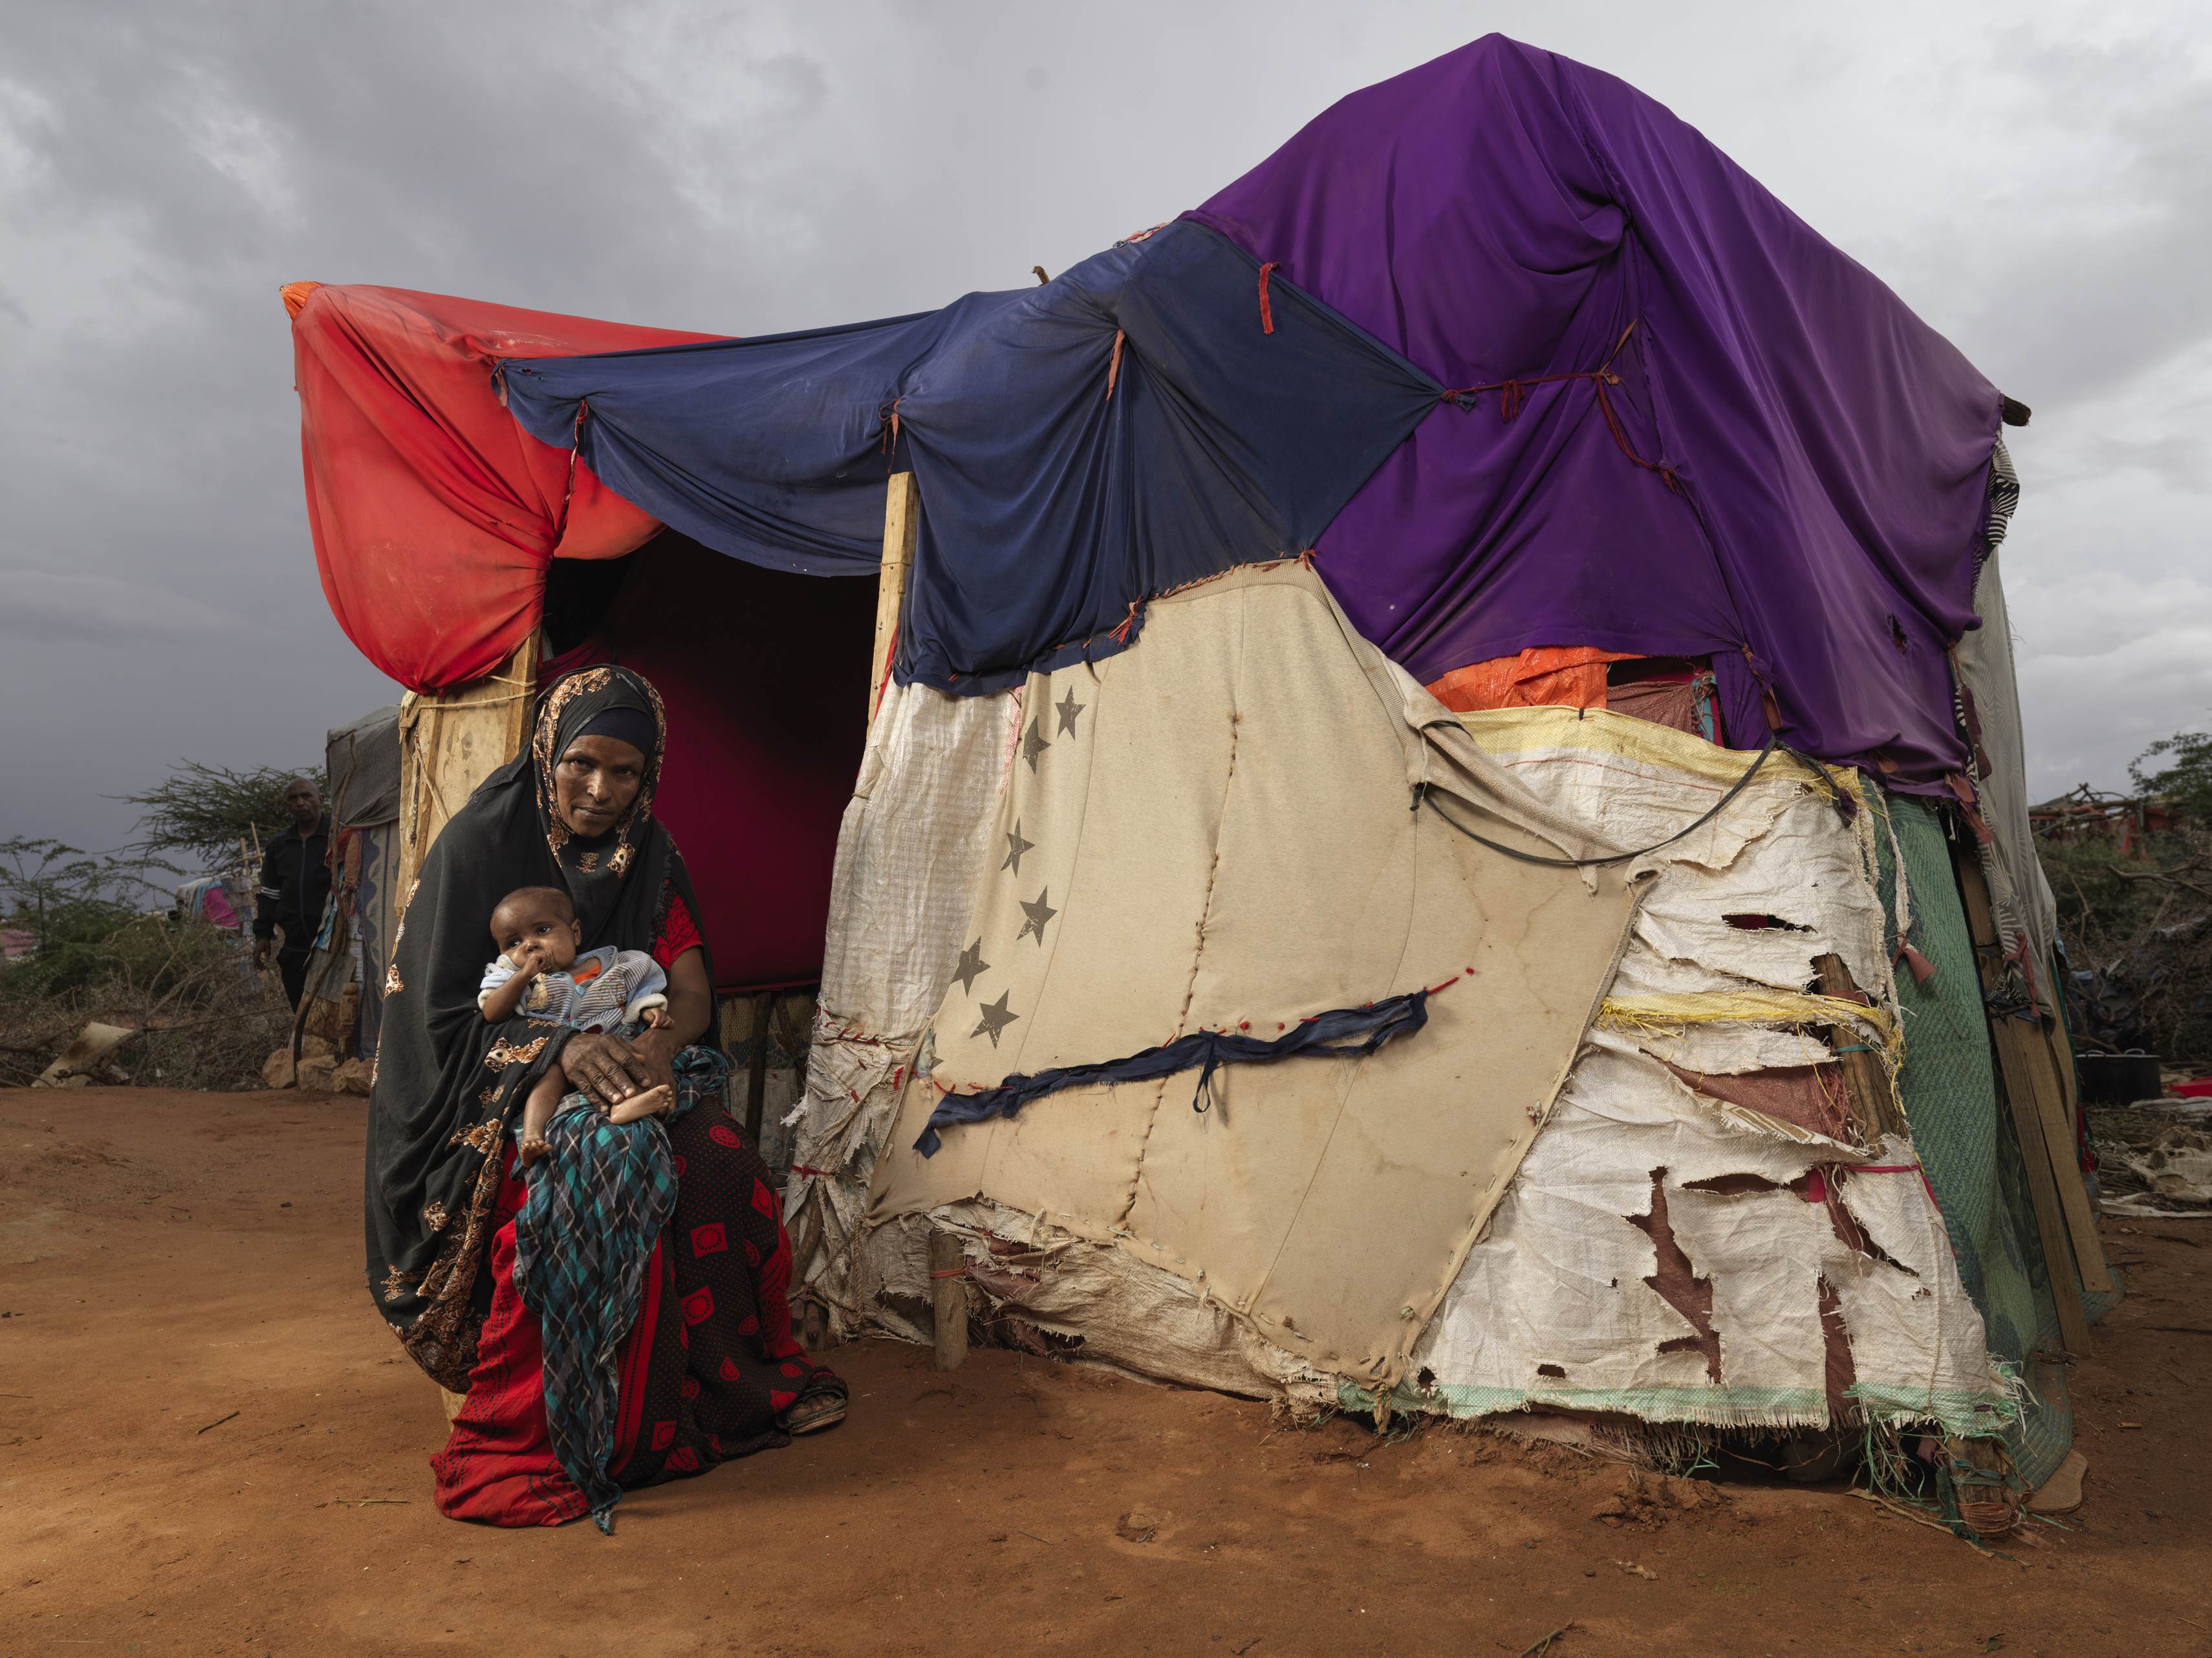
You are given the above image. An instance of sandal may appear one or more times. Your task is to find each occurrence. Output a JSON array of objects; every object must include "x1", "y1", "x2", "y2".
[{"x1": 782, "y1": 1377, "x2": 848, "y2": 1436}]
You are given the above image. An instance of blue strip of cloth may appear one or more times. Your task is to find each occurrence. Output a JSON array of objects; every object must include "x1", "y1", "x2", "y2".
[{"x1": 914, "y1": 988, "x2": 1431, "y2": 1157}]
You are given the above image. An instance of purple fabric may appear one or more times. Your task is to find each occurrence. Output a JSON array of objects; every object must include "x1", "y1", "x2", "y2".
[{"x1": 1189, "y1": 36, "x2": 2001, "y2": 787}]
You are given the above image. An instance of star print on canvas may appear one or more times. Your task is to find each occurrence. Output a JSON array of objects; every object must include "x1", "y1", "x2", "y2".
[
  {"x1": 971, "y1": 990, "x2": 1019, "y2": 1048},
  {"x1": 1055, "y1": 687, "x2": 1086, "y2": 737},
  {"x1": 1023, "y1": 716, "x2": 1050, "y2": 772},
  {"x1": 1001, "y1": 819, "x2": 1036, "y2": 876},
  {"x1": 952, "y1": 938, "x2": 990, "y2": 996},
  {"x1": 1018, "y1": 888, "x2": 1059, "y2": 944}
]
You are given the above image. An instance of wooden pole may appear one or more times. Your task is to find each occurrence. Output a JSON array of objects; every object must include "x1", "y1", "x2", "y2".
[
  {"x1": 1812, "y1": 952, "x2": 1905, "y2": 1142},
  {"x1": 929, "y1": 1230, "x2": 969, "y2": 1372},
  {"x1": 1956, "y1": 857, "x2": 2111, "y2": 1297},
  {"x1": 1954, "y1": 851, "x2": 2102, "y2": 1354},
  {"x1": 743, "y1": 988, "x2": 772, "y2": 1148},
  {"x1": 871, "y1": 473, "x2": 920, "y2": 729},
  {"x1": 397, "y1": 630, "x2": 540, "y2": 901},
  {"x1": 2021, "y1": 1041, "x2": 2114, "y2": 1296},
  {"x1": 2044, "y1": 967, "x2": 2083, "y2": 1125}
]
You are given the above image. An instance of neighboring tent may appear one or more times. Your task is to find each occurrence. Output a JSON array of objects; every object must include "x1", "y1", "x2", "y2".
[
  {"x1": 324, "y1": 706, "x2": 404, "y2": 1059},
  {"x1": 284, "y1": 705, "x2": 407, "y2": 1062},
  {"x1": 173, "y1": 876, "x2": 243, "y2": 932},
  {"x1": 329, "y1": 704, "x2": 402, "y2": 828},
  {"x1": 290, "y1": 35, "x2": 2099, "y2": 1510}
]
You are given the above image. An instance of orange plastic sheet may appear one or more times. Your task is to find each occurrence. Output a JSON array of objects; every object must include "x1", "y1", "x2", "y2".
[{"x1": 1424, "y1": 645, "x2": 1638, "y2": 714}]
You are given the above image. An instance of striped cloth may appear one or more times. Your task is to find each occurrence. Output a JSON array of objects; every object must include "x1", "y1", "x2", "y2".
[{"x1": 512, "y1": 1042, "x2": 729, "y2": 1533}]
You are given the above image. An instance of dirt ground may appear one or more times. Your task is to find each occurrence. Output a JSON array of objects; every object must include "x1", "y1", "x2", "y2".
[{"x1": 2, "y1": 1088, "x2": 2207, "y2": 1657}]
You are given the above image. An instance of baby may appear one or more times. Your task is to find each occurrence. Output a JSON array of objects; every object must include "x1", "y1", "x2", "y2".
[{"x1": 479, "y1": 885, "x2": 675, "y2": 1165}]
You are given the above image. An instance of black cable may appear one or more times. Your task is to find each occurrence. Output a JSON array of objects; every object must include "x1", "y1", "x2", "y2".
[{"x1": 1416, "y1": 732, "x2": 1781, "y2": 869}]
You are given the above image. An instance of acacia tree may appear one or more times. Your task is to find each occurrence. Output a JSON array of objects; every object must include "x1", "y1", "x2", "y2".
[
  {"x1": 120, "y1": 762, "x2": 321, "y2": 871},
  {"x1": 0, "y1": 837, "x2": 155, "y2": 993},
  {"x1": 2045, "y1": 726, "x2": 2212, "y2": 1059},
  {"x1": 2132, "y1": 730, "x2": 2212, "y2": 822}
]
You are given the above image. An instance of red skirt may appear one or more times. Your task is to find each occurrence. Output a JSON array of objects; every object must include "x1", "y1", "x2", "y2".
[{"x1": 431, "y1": 1098, "x2": 832, "y2": 1526}]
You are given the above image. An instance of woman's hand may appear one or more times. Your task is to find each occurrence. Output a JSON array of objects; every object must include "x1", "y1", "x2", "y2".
[
  {"x1": 562, "y1": 1029, "x2": 660, "y2": 1110},
  {"x1": 624, "y1": 1021, "x2": 682, "y2": 1096}
]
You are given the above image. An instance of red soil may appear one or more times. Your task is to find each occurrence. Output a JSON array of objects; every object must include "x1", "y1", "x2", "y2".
[{"x1": 2, "y1": 1088, "x2": 2206, "y2": 1657}]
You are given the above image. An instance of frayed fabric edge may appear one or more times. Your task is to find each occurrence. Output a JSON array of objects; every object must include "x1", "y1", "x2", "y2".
[{"x1": 1338, "y1": 1372, "x2": 2019, "y2": 1440}]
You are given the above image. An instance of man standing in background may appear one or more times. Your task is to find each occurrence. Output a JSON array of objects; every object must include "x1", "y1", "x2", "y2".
[{"x1": 253, "y1": 776, "x2": 331, "y2": 1010}]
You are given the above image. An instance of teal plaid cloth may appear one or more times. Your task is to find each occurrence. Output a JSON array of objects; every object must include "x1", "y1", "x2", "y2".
[{"x1": 513, "y1": 1043, "x2": 728, "y2": 1533}]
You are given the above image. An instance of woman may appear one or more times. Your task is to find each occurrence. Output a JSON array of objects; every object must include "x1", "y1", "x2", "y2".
[{"x1": 366, "y1": 665, "x2": 844, "y2": 1529}]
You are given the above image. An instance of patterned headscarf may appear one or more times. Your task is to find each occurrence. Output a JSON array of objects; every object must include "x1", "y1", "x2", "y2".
[{"x1": 530, "y1": 666, "x2": 669, "y2": 937}]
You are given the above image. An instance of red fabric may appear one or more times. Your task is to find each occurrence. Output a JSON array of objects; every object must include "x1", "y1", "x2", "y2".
[
  {"x1": 651, "y1": 888, "x2": 702, "y2": 973},
  {"x1": 429, "y1": 1157, "x2": 591, "y2": 1527},
  {"x1": 614, "y1": 1234, "x2": 662, "y2": 1472},
  {"x1": 598, "y1": 535, "x2": 876, "y2": 990},
  {"x1": 287, "y1": 284, "x2": 721, "y2": 691},
  {"x1": 2174, "y1": 1078, "x2": 2212, "y2": 1099}
]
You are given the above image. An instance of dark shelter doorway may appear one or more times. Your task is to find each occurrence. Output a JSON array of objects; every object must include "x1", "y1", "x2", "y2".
[{"x1": 543, "y1": 530, "x2": 878, "y2": 995}]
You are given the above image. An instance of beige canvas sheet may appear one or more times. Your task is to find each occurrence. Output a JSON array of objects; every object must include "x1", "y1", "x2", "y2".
[
  {"x1": 869, "y1": 561, "x2": 1642, "y2": 1386},
  {"x1": 782, "y1": 677, "x2": 1019, "y2": 1311}
]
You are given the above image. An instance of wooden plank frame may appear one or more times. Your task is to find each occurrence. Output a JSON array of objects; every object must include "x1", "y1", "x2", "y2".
[
  {"x1": 1953, "y1": 849, "x2": 2106, "y2": 1356},
  {"x1": 1812, "y1": 951, "x2": 1905, "y2": 1142},
  {"x1": 396, "y1": 630, "x2": 541, "y2": 901},
  {"x1": 871, "y1": 473, "x2": 920, "y2": 729}
]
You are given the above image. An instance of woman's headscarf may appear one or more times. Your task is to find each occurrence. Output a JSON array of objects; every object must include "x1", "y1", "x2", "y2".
[{"x1": 364, "y1": 665, "x2": 713, "y2": 1389}]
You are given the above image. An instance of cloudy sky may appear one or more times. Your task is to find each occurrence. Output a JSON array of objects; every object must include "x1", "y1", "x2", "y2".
[{"x1": 3, "y1": 0, "x2": 2206, "y2": 868}]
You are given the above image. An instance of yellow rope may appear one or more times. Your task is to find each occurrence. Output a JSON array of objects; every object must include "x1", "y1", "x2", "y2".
[{"x1": 1599, "y1": 989, "x2": 1902, "y2": 1068}]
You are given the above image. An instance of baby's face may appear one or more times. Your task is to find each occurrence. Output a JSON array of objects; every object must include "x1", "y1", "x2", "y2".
[{"x1": 491, "y1": 897, "x2": 581, "y2": 973}]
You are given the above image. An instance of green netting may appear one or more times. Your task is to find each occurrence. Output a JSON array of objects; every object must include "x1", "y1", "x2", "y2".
[
  {"x1": 1340, "y1": 1377, "x2": 2016, "y2": 1440},
  {"x1": 1877, "y1": 793, "x2": 2077, "y2": 1486}
]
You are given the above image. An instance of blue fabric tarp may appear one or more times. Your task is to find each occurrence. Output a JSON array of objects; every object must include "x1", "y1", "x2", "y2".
[
  {"x1": 490, "y1": 37, "x2": 2009, "y2": 784},
  {"x1": 497, "y1": 221, "x2": 1440, "y2": 694}
]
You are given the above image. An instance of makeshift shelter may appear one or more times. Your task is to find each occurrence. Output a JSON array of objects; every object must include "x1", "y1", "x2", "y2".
[
  {"x1": 289, "y1": 34, "x2": 2104, "y2": 1514},
  {"x1": 281, "y1": 705, "x2": 405, "y2": 1062},
  {"x1": 173, "y1": 876, "x2": 243, "y2": 932},
  {"x1": 320, "y1": 705, "x2": 405, "y2": 1059}
]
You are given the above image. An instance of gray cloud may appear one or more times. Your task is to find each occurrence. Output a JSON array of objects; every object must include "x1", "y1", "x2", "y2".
[
  {"x1": 1, "y1": 0, "x2": 2205, "y2": 863},
  {"x1": 0, "y1": 569, "x2": 235, "y2": 643},
  {"x1": 1957, "y1": 34, "x2": 2212, "y2": 405}
]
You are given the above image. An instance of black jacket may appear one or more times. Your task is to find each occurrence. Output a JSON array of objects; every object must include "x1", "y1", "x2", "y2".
[{"x1": 253, "y1": 816, "x2": 332, "y2": 953}]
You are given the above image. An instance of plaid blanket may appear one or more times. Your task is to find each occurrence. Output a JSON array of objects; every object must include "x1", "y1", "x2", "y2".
[{"x1": 513, "y1": 1042, "x2": 729, "y2": 1533}]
